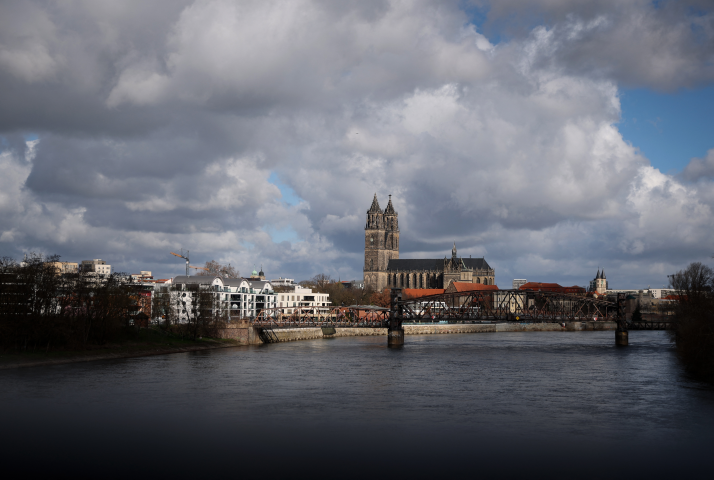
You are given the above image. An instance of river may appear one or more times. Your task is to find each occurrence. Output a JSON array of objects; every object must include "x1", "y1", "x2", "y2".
[{"x1": 2, "y1": 331, "x2": 713, "y2": 478}]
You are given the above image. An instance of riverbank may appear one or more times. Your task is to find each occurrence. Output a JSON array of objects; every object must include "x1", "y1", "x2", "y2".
[
  {"x1": 0, "y1": 335, "x2": 240, "y2": 370},
  {"x1": 258, "y1": 321, "x2": 617, "y2": 343}
]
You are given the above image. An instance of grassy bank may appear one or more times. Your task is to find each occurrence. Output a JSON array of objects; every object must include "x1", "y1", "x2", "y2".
[{"x1": 0, "y1": 327, "x2": 240, "y2": 370}]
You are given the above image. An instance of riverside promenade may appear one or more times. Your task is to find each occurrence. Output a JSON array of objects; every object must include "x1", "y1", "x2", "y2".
[{"x1": 217, "y1": 321, "x2": 617, "y2": 344}]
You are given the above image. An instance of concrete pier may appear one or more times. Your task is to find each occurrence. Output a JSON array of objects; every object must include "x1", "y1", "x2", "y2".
[
  {"x1": 387, "y1": 325, "x2": 404, "y2": 346},
  {"x1": 615, "y1": 330, "x2": 629, "y2": 346}
]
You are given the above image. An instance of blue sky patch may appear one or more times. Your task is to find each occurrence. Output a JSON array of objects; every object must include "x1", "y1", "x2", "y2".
[
  {"x1": 268, "y1": 172, "x2": 302, "y2": 206},
  {"x1": 618, "y1": 86, "x2": 714, "y2": 174}
]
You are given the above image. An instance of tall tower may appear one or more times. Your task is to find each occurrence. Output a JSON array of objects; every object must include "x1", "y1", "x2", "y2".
[{"x1": 364, "y1": 194, "x2": 399, "y2": 292}]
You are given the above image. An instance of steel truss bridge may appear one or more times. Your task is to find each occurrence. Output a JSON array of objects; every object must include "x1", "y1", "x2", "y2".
[{"x1": 252, "y1": 289, "x2": 675, "y2": 346}]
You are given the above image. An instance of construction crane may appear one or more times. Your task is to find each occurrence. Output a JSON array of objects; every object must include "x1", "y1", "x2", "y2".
[
  {"x1": 170, "y1": 250, "x2": 190, "y2": 276},
  {"x1": 189, "y1": 265, "x2": 209, "y2": 272}
]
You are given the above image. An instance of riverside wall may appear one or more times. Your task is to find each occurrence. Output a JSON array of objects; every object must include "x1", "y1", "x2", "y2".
[{"x1": 217, "y1": 321, "x2": 617, "y2": 345}]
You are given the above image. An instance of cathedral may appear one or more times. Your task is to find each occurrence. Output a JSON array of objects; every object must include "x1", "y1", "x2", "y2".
[{"x1": 363, "y1": 194, "x2": 495, "y2": 291}]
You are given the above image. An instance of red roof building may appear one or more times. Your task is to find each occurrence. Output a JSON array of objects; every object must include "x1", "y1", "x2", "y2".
[
  {"x1": 402, "y1": 288, "x2": 445, "y2": 299},
  {"x1": 446, "y1": 282, "x2": 499, "y2": 293}
]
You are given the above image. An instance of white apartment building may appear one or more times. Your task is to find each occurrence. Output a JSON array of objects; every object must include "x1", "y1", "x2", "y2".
[
  {"x1": 170, "y1": 276, "x2": 277, "y2": 322},
  {"x1": 270, "y1": 277, "x2": 296, "y2": 287},
  {"x1": 277, "y1": 285, "x2": 330, "y2": 314},
  {"x1": 512, "y1": 279, "x2": 527, "y2": 290},
  {"x1": 81, "y1": 259, "x2": 111, "y2": 275}
]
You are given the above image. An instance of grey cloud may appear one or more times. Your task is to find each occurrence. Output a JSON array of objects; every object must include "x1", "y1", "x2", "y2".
[
  {"x1": 682, "y1": 149, "x2": 714, "y2": 181},
  {"x1": 480, "y1": 0, "x2": 714, "y2": 91},
  {"x1": 0, "y1": 0, "x2": 712, "y2": 286}
]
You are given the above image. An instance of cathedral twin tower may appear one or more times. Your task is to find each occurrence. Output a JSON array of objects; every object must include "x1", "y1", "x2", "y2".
[{"x1": 364, "y1": 194, "x2": 399, "y2": 291}]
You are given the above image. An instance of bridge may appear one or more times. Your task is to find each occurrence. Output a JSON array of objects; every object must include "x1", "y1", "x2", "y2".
[{"x1": 252, "y1": 289, "x2": 675, "y2": 346}]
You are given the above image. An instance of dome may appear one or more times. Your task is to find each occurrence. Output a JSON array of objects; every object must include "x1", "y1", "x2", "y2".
[{"x1": 252, "y1": 269, "x2": 258, "y2": 276}]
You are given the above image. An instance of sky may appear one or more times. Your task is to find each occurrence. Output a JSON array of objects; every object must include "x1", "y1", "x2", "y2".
[{"x1": 1, "y1": 0, "x2": 713, "y2": 289}]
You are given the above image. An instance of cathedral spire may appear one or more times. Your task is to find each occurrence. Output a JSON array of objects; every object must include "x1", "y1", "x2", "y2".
[
  {"x1": 452, "y1": 242, "x2": 457, "y2": 259},
  {"x1": 384, "y1": 194, "x2": 396, "y2": 215},
  {"x1": 367, "y1": 193, "x2": 382, "y2": 214}
]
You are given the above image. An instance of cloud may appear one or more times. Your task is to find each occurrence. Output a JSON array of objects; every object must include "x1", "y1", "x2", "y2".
[
  {"x1": 480, "y1": 0, "x2": 714, "y2": 91},
  {"x1": 682, "y1": 149, "x2": 714, "y2": 181},
  {"x1": 0, "y1": 0, "x2": 713, "y2": 286}
]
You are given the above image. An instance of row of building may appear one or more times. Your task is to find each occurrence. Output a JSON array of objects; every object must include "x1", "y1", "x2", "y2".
[{"x1": 128, "y1": 267, "x2": 331, "y2": 322}]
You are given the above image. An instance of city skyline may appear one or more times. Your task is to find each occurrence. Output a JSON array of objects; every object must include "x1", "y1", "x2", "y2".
[{"x1": 1, "y1": 1, "x2": 713, "y2": 288}]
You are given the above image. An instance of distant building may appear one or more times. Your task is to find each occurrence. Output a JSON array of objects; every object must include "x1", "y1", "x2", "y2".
[
  {"x1": 276, "y1": 284, "x2": 330, "y2": 313},
  {"x1": 47, "y1": 262, "x2": 78, "y2": 275},
  {"x1": 363, "y1": 194, "x2": 495, "y2": 291},
  {"x1": 81, "y1": 259, "x2": 111, "y2": 275},
  {"x1": 519, "y1": 282, "x2": 586, "y2": 295},
  {"x1": 512, "y1": 279, "x2": 527, "y2": 290},
  {"x1": 340, "y1": 279, "x2": 365, "y2": 289},
  {"x1": 249, "y1": 265, "x2": 266, "y2": 281},
  {"x1": 605, "y1": 288, "x2": 677, "y2": 299},
  {"x1": 130, "y1": 271, "x2": 152, "y2": 282},
  {"x1": 271, "y1": 277, "x2": 296, "y2": 288},
  {"x1": 589, "y1": 269, "x2": 608, "y2": 294}
]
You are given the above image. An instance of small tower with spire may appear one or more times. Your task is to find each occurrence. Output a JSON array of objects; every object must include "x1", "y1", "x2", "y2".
[{"x1": 590, "y1": 267, "x2": 608, "y2": 294}]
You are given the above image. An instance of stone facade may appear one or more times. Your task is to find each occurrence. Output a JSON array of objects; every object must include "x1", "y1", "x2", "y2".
[
  {"x1": 363, "y1": 194, "x2": 495, "y2": 291},
  {"x1": 236, "y1": 322, "x2": 617, "y2": 344},
  {"x1": 363, "y1": 194, "x2": 400, "y2": 291}
]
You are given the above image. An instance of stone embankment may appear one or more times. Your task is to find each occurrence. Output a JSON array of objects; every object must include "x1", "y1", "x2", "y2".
[{"x1": 217, "y1": 321, "x2": 617, "y2": 345}]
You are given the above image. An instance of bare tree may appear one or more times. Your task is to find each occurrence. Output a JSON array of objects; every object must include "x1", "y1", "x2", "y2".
[
  {"x1": 0, "y1": 253, "x2": 132, "y2": 351},
  {"x1": 669, "y1": 262, "x2": 714, "y2": 381},
  {"x1": 312, "y1": 273, "x2": 332, "y2": 292},
  {"x1": 197, "y1": 260, "x2": 239, "y2": 278}
]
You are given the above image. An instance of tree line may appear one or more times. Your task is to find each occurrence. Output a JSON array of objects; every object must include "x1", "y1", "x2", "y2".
[
  {"x1": 295, "y1": 274, "x2": 391, "y2": 307},
  {"x1": 0, "y1": 254, "x2": 137, "y2": 351},
  {"x1": 669, "y1": 261, "x2": 714, "y2": 381},
  {"x1": 0, "y1": 253, "x2": 230, "y2": 351}
]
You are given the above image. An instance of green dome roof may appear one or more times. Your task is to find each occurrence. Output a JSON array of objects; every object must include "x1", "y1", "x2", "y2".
[{"x1": 252, "y1": 269, "x2": 258, "y2": 276}]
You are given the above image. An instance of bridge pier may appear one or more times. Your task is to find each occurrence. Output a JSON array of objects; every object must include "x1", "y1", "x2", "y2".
[
  {"x1": 389, "y1": 288, "x2": 404, "y2": 347},
  {"x1": 388, "y1": 323, "x2": 404, "y2": 346},
  {"x1": 615, "y1": 293, "x2": 628, "y2": 346}
]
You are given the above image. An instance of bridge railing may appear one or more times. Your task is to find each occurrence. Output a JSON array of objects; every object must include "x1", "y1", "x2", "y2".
[
  {"x1": 252, "y1": 305, "x2": 390, "y2": 328},
  {"x1": 396, "y1": 289, "x2": 618, "y2": 323},
  {"x1": 250, "y1": 290, "x2": 621, "y2": 328}
]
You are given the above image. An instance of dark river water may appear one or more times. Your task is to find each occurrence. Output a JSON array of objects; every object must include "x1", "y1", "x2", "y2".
[{"x1": 3, "y1": 331, "x2": 713, "y2": 479}]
